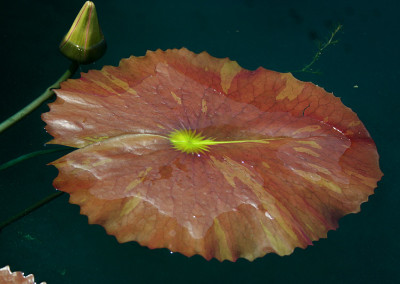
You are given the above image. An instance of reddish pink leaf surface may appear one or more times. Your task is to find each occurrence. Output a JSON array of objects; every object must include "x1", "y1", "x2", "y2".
[
  {"x1": 0, "y1": 266, "x2": 45, "y2": 284},
  {"x1": 42, "y1": 48, "x2": 382, "y2": 261}
]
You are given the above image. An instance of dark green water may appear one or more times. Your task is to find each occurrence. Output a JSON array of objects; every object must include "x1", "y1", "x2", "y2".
[{"x1": 0, "y1": 0, "x2": 398, "y2": 283}]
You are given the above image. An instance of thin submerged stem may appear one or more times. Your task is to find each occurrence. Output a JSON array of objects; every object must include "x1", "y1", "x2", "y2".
[
  {"x1": 0, "y1": 147, "x2": 72, "y2": 230},
  {"x1": 0, "y1": 62, "x2": 79, "y2": 134},
  {"x1": 0, "y1": 191, "x2": 64, "y2": 231},
  {"x1": 0, "y1": 148, "x2": 71, "y2": 171},
  {"x1": 292, "y1": 24, "x2": 342, "y2": 74}
]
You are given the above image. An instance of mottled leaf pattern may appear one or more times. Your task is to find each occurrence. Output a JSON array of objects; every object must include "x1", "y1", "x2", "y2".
[{"x1": 42, "y1": 48, "x2": 382, "y2": 261}]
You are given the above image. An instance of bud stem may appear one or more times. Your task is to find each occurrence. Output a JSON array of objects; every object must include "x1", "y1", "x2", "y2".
[{"x1": 0, "y1": 62, "x2": 79, "y2": 134}]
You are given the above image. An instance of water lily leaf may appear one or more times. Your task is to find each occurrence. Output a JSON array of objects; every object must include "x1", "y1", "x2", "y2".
[
  {"x1": 0, "y1": 266, "x2": 45, "y2": 284},
  {"x1": 42, "y1": 48, "x2": 382, "y2": 261}
]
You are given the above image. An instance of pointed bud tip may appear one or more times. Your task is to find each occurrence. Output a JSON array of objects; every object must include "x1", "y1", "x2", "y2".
[{"x1": 59, "y1": 1, "x2": 106, "y2": 64}]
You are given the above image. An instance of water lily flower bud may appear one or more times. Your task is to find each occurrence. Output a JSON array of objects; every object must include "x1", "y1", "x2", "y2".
[{"x1": 59, "y1": 1, "x2": 106, "y2": 64}]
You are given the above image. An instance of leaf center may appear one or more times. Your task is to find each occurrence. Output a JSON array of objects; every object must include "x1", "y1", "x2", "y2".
[
  {"x1": 169, "y1": 129, "x2": 213, "y2": 154},
  {"x1": 169, "y1": 128, "x2": 282, "y2": 155}
]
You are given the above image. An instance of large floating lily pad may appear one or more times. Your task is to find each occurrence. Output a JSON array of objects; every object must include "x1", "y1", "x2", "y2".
[{"x1": 42, "y1": 48, "x2": 382, "y2": 261}]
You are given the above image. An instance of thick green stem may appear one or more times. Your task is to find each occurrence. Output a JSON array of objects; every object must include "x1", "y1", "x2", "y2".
[
  {"x1": 0, "y1": 191, "x2": 64, "y2": 231},
  {"x1": 0, "y1": 62, "x2": 79, "y2": 133}
]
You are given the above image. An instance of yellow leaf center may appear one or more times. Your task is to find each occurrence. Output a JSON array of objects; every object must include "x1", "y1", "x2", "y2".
[{"x1": 169, "y1": 128, "x2": 282, "y2": 154}]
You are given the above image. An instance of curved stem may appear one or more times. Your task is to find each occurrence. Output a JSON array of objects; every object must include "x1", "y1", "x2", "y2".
[
  {"x1": 0, "y1": 148, "x2": 71, "y2": 171},
  {"x1": 0, "y1": 62, "x2": 79, "y2": 134},
  {"x1": 0, "y1": 191, "x2": 64, "y2": 232}
]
